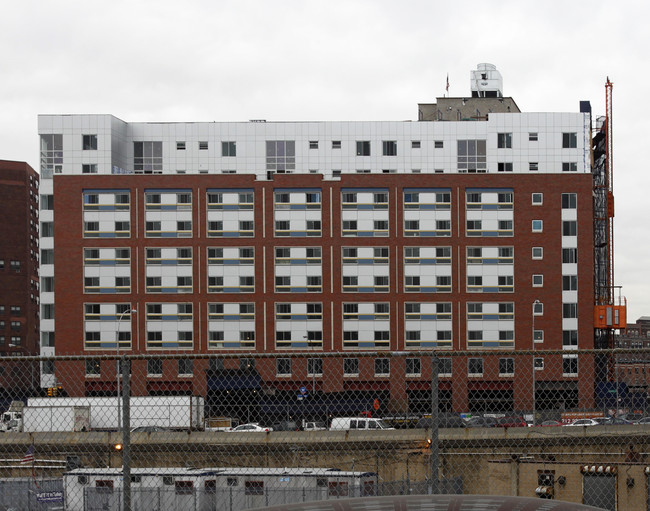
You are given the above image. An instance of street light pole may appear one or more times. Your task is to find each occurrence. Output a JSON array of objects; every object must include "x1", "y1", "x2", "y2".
[
  {"x1": 116, "y1": 308, "x2": 136, "y2": 433},
  {"x1": 532, "y1": 300, "x2": 540, "y2": 426}
]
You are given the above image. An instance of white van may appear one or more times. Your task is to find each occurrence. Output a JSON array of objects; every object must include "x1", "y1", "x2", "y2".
[{"x1": 330, "y1": 417, "x2": 394, "y2": 430}]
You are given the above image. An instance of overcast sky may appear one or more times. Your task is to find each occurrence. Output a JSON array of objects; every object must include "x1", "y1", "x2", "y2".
[{"x1": 1, "y1": 0, "x2": 648, "y2": 321}]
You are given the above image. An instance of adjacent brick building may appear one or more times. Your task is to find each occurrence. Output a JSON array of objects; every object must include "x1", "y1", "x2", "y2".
[{"x1": 0, "y1": 159, "x2": 40, "y2": 394}]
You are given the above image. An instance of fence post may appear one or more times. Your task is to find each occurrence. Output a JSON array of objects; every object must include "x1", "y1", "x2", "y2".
[
  {"x1": 430, "y1": 354, "x2": 440, "y2": 494},
  {"x1": 122, "y1": 356, "x2": 132, "y2": 511}
]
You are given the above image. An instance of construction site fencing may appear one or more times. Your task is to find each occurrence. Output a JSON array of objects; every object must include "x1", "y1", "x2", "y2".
[{"x1": 0, "y1": 349, "x2": 649, "y2": 511}]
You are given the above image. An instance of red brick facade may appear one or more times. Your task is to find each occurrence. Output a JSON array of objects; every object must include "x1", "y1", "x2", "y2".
[
  {"x1": 0, "y1": 160, "x2": 40, "y2": 393},
  {"x1": 52, "y1": 172, "x2": 595, "y2": 411}
]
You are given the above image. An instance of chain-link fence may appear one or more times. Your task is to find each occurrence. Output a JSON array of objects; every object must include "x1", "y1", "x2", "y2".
[{"x1": 0, "y1": 349, "x2": 648, "y2": 510}]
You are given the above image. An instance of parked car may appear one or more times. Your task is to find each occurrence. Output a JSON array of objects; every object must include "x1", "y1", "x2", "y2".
[
  {"x1": 594, "y1": 416, "x2": 633, "y2": 426},
  {"x1": 619, "y1": 412, "x2": 645, "y2": 422},
  {"x1": 496, "y1": 416, "x2": 527, "y2": 428},
  {"x1": 635, "y1": 417, "x2": 650, "y2": 425},
  {"x1": 539, "y1": 420, "x2": 562, "y2": 427},
  {"x1": 565, "y1": 418, "x2": 600, "y2": 427},
  {"x1": 272, "y1": 420, "x2": 300, "y2": 431},
  {"x1": 303, "y1": 421, "x2": 327, "y2": 431},
  {"x1": 464, "y1": 416, "x2": 496, "y2": 428},
  {"x1": 330, "y1": 417, "x2": 394, "y2": 430},
  {"x1": 229, "y1": 423, "x2": 273, "y2": 432},
  {"x1": 415, "y1": 415, "x2": 466, "y2": 429}
]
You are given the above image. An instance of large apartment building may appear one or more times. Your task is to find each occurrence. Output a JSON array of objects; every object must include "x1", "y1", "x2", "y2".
[
  {"x1": 0, "y1": 159, "x2": 40, "y2": 395},
  {"x1": 37, "y1": 64, "x2": 596, "y2": 416}
]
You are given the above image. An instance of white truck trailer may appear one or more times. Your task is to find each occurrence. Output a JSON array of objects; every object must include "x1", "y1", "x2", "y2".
[
  {"x1": 23, "y1": 405, "x2": 91, "y2": 432},
  {"x1": 13, "y1": 395, "x2": 204, "y2": 431}
]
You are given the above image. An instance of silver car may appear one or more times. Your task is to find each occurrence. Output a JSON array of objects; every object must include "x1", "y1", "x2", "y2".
[
  {"x1": 566, "y1": 418, "x2": 600, "y2": 427},
  {"x1": 229, "y1": 423, "x2": 273, "y2": 432}
]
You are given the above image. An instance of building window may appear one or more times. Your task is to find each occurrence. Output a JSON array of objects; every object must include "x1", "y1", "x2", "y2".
[
  {"x1": 176, "y1": 141, "x2": 186, "y2": 150},
  {"x1": 178, "y1": 359, "x2": 193, "y2": 376},
  {"x1": 562, "y1": 162, "x2": 577, "y2": 172},
  {"x1": 562, "y1": 221, "x2": 577, "y2": 236},
  {"x1": 532, "y1": 193, "x2": 543, "y2": 205},
  {"x1": 40, "y1": 133, "x2": 63, "y2": 177},
  {"x1": 563, "y1": 330, "x2": 578, "y2": 347},
  {"x1": 534, "y1": 330, "x2": 544, "y2": 343},
  {"x1": 41, "y1": 332, "x2": 55, "y2": 347},
  {"x1": 563, "y1": 356, "x2": 578, "y2": 375},
  {"x1": 433, "y1": 357, "x2": 451, "y2": 376},
  {"x1": 356, "y1": 141, "x2": 370, "y2": 156},
  {"x1": 42, "y1": 304, "x2": 54, "y2": 319},
  {"x1": 497, "y1": 133, "x2": 512, "y2": 148},
  {"x1": 499, "y1": 358, "x2": 514, "y2": 376},
  {"x1": 309, "y1": 141, "x2": 318, "y2": 149},
  {"x1": 199, "y1": 141, "x2": 209, "y2": 150},
  {"x1": 332, "y1": 140, "x2": 341, "y2": 149},
  {"x1": 411, "y1": 141, "x2": 421, "y2": 149},
  {"x1": 382, "y1": 141, "x2": 397, "y2": 156},
  {"x1": 533, "y1": 302, "x2": 543, "y2": 315},
  {"x1": 532, "y1": 220, "x2": 543, "y2": 232},
  {"x1": 42, "y1": 360, "x2": 55, "y2": 375},
  {"x1": 307, "y1": 358, "x2": 322, "y2": 376},
  {"x1": 41, "y1": 222, "x2": 54, "y2": 237},
  {"x1": 374, "y1": 358, "x2": 390, "y2": 376},
  {"x1": 529, "y1": 132, "x2": 538, "y2": 142},
  {"x1": 344, "y1": 358, "x2": 359, "y2": 376},
  {"x1": 562, "y1": 248, "x2": 578, "y2": 263},
  {"x1": 276, "y1": 358, "x2": 291, "y2": 376},
  {"x1": 82, "y1": 164, "x2": 98, "y2": 174},
  {"x1": 562, "y1": 132, "x2": 577, "y2": 148},
  {"x1": 134, "y1": 141, "x2": 163, "y2": 173},
  {"x1": 563, "y1": 275, "x2": 578, "y2": 291},
  {"x1": 239, "y1": 358, "x2": 255, "y2": 371},
  {"x1": 207, "y1": 358, "x2": 224, "y2": 373},
  {"x1": 148, "y1": 359, "x2": 163, "y2": 376},
  {"x1": 222, "y1": 141, "x2": 236, "y2": 156},
  {"x1": 534, "y1": 357, "x2": 544, "y2": 371},
  {"x1": 41, "y1": 194, "x2": 54, "y2": 210},
  {"x1": 532, "y1": 247, "x2": 543, "y2": 259},
  {"x1": 406, "y1": 358, "x2": 421, "y2": 376},
  {"x1": 468, "y1": 358, "x2": 483, "y2": 376},
  {"x1": 82, "y1": 134, "x2": 98, "y2": 150},
  {"x1": 497, "y1": 162, "x2": 513, "y2": 172},
  {"x1": 529, "y1": 162, "x2": 538, "y2": 171},
  {"x1": 533, "y1": 275, "x2": 544, "y2": 287},
  {"x1": 457, "y1": 139, "x2": 487, "y2": 172},
  {"x1": 563, "y1": 303, "x2": 578, "y2": 318},
  {"x1": 266, "y1": 141, "x2": 295, "y2": 172},
  {"x1": 85, "y1": 359, "x2": 100, "y2": 376},
  {"x1": 561, "y1": 193, "x2": 577, "y2": 209}
]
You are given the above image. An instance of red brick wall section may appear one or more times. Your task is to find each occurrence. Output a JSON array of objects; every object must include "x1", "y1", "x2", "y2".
[{"x1": 52, "y1": 173, "x2": 595, "y2": 406}]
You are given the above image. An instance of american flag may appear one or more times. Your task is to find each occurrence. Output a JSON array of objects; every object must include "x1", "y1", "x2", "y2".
[
  {"x1": 446, "y1": 74, "x2": 450, "y2": 93},
  {"x1": 21, "y1": 444, "x2": 34, "y2": 464}
]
